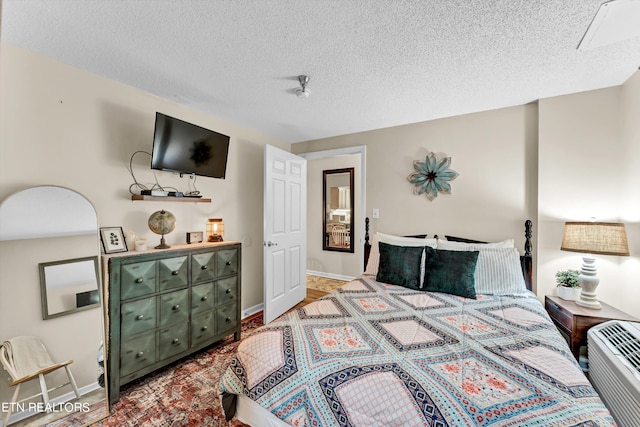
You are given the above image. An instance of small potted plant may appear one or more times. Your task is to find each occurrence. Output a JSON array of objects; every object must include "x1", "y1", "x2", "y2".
[{"x1": 555, "y1": 269, "x2": 581, "y2": 300}]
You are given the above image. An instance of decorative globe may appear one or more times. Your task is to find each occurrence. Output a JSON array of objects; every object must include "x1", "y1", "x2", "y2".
[{"x1": 148, "y1": 209, "x2": 176, "y2": 249}]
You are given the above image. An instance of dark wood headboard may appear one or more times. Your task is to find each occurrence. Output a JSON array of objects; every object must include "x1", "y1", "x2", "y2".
[{"x1": 363, "y1": 219, "x2": 534, "y2": 291}]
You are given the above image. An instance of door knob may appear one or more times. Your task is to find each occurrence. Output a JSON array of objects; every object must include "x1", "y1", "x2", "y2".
[{"x1": 264, "y1": 241, "x2": 278, "y2": 247}]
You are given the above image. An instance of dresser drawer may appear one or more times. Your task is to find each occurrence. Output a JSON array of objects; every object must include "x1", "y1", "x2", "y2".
[
  {"x1": 191, "y1": 311, "x2": 216, "y2": 347},
  {"x1": 121, "y1": 261, "x2": 156, "y2": 300},
  {"x1": 159, "y1": 289, "x2": 188, "y2": 327},
  {"x1": 120, "y1": 331, "x2": 156, "y2": 376},
  {"x1": 158, "y1": 256, "x2": 188, "y2": 291},
  {"x1": 191, "y1": 252, "x2": 216, "y2": 283},
  {"x1": 545, "y1": 298, "x2": 572, "y2": 330},
  {"x1": 121, "y1": 297, "x2": 156, "y2": 338},
  {"x1": 216, "y1": 277, "x2": 237, "y2": 306},
  {"x1": 106, "y1": 243, "x2": 242, "y2": 405},
  {"x1": 217, "y1": 249, "x2": 238, "y2": 277},
  {"x1": 191, "y1": 282, "x2": 215, "y2": 315},
  {"x1": 216, "y1": 303, "x2": 237, "y2": 335},
  {"x1": 158, "y1": 323, "x2": 189, "y2": 360}
]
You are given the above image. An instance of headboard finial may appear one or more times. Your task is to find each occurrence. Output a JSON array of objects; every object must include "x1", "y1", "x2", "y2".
[
  {"x1": 365, "y1": 217, "x2": 370, "y2": 245},
  {"x1": 363, "y1": 217, "x2": 371, "y2": 270},
  {"x1": 524, "y1": 219, "x2": 532, "y2": 257}
]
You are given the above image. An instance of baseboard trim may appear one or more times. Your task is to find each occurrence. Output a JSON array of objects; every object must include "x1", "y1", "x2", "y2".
[
  {"x1": 242, "y1": 303, "x2": 264, "y2": 319},
  {"x1": 306, "y1": 270, "x2": 355, "y2": 282}
]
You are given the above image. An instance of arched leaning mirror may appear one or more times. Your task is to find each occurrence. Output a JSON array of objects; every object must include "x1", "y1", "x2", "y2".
[
  {"x1": 323, "y1": 167, "x2": 355, "y2": 253},
  {"x1": 0, "y1": 186, "x2": 108, "y2": 425}
]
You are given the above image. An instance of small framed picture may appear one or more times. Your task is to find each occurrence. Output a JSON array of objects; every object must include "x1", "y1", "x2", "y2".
[{"x1": 100, "y1": 227, "x2": 128, "y2": 254}]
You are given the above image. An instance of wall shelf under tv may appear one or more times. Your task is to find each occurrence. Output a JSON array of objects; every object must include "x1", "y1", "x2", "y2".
[{"x1": 131, "y1": 195, "x2": 212, "y2": 203}]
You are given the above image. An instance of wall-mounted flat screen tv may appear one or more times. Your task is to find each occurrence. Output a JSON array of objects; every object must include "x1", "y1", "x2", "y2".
[{"x1": 151, "y1": 112, "x2": 230, "y2": 179}]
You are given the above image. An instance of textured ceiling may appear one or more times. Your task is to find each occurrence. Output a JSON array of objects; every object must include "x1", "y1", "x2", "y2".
[{"x1": 2, "y1": 1, "x2": 640, "y2": 143}]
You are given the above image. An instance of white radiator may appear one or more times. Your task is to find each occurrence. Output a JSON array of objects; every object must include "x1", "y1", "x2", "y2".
[{"x1": 588, "y1": 320, "x2": 640, "y2": 427}]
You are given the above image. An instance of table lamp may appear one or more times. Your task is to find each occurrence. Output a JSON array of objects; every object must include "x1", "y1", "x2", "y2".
[
  {"x1": 560, "y1": 221, "x2": 629, "y2": 309},
  {"x1": 207, "y1": 218, "x2": 224, "y2": 242}
]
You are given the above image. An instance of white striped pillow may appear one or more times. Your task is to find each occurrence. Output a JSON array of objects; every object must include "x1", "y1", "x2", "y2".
[
  {"x1": 364, "y1": 233, "x2": 437, "y2": 281},
  {"x1": 364, "y1": 234, "x2": 380, "y2": 276},
  {"x1": 437, "y1": 238, "x2": 515, "y2": 249},
  {"x1": 364, "y1": 234, "x2": 381, "y2": 275},
  {"x1": 435, "y1": 245, "x2": 527, "y2": 295}
]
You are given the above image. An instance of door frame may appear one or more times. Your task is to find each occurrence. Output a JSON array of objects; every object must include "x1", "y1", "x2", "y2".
[{"x1": 298, "y1": 145, "x2": 367, "y2": 273}]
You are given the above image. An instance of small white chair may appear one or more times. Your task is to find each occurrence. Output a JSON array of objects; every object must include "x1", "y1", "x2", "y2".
[
  {"x1": 331, "y1": 224, "x2": 349, "y2": 247},
  {"x1": 0, "y1": 336, "x2": 80, "y2": 425}
]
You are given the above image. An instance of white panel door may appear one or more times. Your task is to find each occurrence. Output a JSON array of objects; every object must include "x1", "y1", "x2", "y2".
[{"x1": 264, "y1": 145, "x2": 307, "y2": 323}]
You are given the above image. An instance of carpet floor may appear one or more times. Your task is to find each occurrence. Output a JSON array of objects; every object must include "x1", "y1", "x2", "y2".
[{"x1": 94, "y1": 313, "x2": 263, "y2": 427}]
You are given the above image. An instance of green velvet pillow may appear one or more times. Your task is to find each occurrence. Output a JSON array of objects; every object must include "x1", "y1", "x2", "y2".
[
  {"x1": 376, "y1": 242, "x2": 424, "y2": 290},
  {"x1": 424, "y1": 247, "x2": 479, "y2": 299}
]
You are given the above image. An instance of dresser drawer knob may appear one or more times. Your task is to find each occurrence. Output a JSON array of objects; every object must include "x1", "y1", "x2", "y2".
[
  {"x1": 201, "y1": 295, "x2": 208, "y2": 301},
  {"x1": 172, "y1": 338, "x2": 180, "y2": 345},
  {"x1": 136, "y1": 351, "x2": 144, "y2": 358},
  {"x1": 171, "y1": 270, "x2": 179, "y2": 276},
  {"x1": 225, "y1": 289, "x2": 232, "y2": 294},
  {"x1": 136, "y1": 314, "x2": 144, "y2": 321},
  {"x1": 135, "y1": 278, "x2": 144, "y2": 283},
  {"x1": 201, "y1": 326, "x2": 208, "y2": 331},
  {"x1": 226, "y1": 261, "x2": 232, "y2": 266},
  {"x1": 172, "y1": 304, "x2": 180, "y2": 311},
  {"x1": 225, "y1": 317, "x2": 231, "y2": 323},
  {"x1": 201, "y1": 265, "x2": 208, "y2": 270}
]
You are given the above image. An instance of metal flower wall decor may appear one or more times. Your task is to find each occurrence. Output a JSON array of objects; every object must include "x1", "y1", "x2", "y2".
[{"x1": 407, "y1": 151, "x2": 459, "y2": 201}]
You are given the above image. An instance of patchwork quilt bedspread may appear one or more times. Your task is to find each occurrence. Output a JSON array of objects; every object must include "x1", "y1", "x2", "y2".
[{"x1": 219, "y1": 275, "x2": 615, "y2": 426}]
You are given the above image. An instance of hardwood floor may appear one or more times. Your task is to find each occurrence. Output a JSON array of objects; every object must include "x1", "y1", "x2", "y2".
[
  {"x1": 288, "y1": 288, "x2": 328, "y2": 312},
  {"x1": 284, "y1": 274, "x2": 349, "y2": 314}
]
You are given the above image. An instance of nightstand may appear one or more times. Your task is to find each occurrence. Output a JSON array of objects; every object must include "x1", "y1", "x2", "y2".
[{"x1": 545, "y1": 295, "x2": 638, "y2": 360}]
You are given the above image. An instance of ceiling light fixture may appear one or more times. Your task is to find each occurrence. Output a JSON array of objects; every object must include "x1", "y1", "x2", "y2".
[
  {"x1": 296, "y1": 75, "x2": 310, "y2": 98},
  {"x1": 577, "y1": 0, "x2": 640, "y2": 51}
]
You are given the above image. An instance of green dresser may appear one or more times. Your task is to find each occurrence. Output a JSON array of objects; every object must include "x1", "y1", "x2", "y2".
[{"x1": 104, "y1": 242, "x2": 241, "y2": 405}]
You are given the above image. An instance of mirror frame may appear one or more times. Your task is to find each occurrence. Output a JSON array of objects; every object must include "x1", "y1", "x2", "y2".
[
  {"x1": 39, "y1": 255, "x2": 101, "y2": 320},
  {"x1": 323, "y1": 167, "x2": 355, "y2": 253}
]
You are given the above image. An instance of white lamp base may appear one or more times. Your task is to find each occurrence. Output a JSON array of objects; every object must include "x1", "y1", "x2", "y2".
[
  {"x1": 575, "y1": 256, "x2": 601, "y2": 310},
  {"x1": 575, "y1": 291, "x2": 601, "y2": 309}
]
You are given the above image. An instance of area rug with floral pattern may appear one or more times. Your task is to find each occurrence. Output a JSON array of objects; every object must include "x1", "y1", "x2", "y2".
[{"x1": 93, "y1": 313, "x2": 263, "y2": 427}]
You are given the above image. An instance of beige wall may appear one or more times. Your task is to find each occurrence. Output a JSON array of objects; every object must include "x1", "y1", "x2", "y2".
[
  {"x1": 0, "y1": 42, "x2": 289, "y2": 403},
  {"x1": 305, "y1": 154, "x2": 361, "y2": 278},
  {"x1": 538, "y1": 72, "x2": 640, "y2": 318},
  {"x1": 294, "y1": 103, "x2": 539, "y2": 265},
  {"x1": 620, "y1": 71, "x2": 640, "y2": 317},
  {"x1": 294, "y1": 70, "x2": 640, "y2": 318},
  {"x1": 622, "y1": 71, "x2": 640, "y2": 219}
]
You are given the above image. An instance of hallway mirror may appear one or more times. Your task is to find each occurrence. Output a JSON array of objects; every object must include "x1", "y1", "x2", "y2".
[
  {"x1": 0, "y1": 185, "x2": 108, "y2": 426},
  {"x1": 323, "y1": 168, "x2": 355, "y2": 253}
]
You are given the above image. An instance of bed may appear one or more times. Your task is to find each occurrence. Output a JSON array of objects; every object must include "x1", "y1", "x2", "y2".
[{"x1": 219, "y1": 220, "x2": 615, "y2": 426}]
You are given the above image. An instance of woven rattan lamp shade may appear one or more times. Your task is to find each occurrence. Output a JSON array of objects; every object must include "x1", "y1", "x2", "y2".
[{"x1": 561, "y1": 222, "x2": 629, "y2": 256}]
